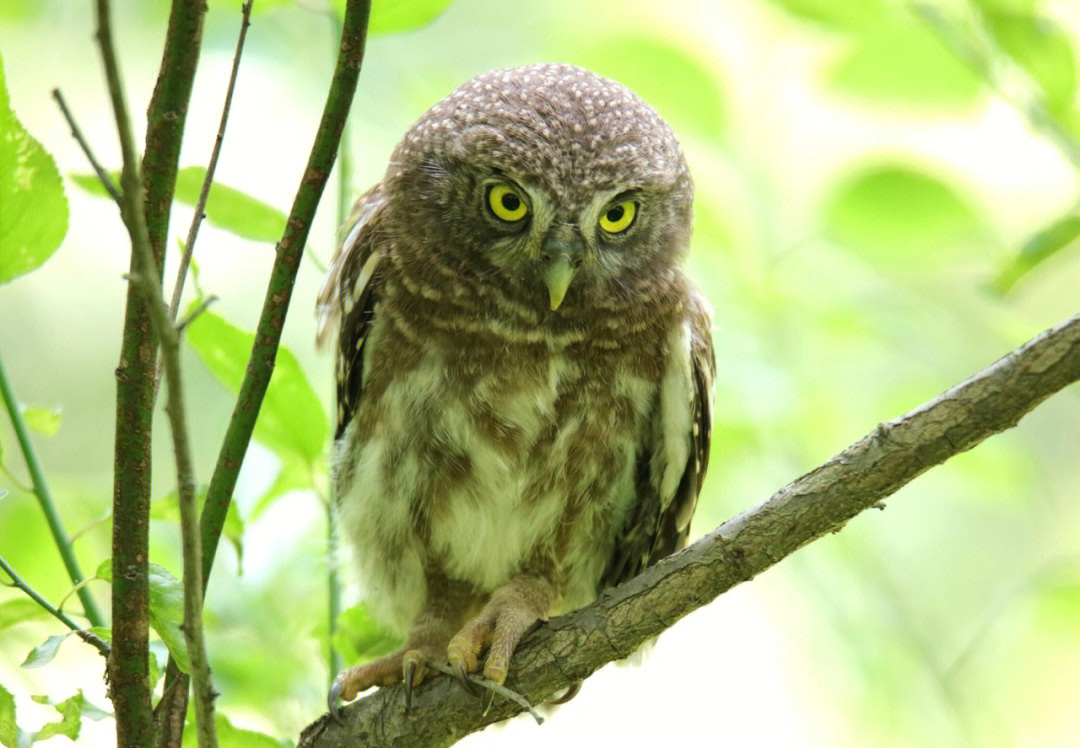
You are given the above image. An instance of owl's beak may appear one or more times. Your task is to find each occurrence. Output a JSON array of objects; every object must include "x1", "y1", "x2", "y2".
[{"x1": 543, "y1": 256, "x2": 574, "y2": 310}]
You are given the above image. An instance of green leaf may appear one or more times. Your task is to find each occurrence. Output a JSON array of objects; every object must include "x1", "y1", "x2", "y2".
[
  {"x1": 577, "y1": 34, "x2": 724, "y2": 141},
  {"x1": 822, "y1": 165, "x2": 982, "y2": 269},
  {"x1": 250, "y1": 453, "x2": 314, "y2": 522},
  {"x1": 20, "y1": 406, "x2": 60, "y2": 437},
  {"x1": 32, "y1": 690, "x2": 104, "y2": 743},
  {"x1": 993, "y1": 215, "x2": 1080, "y2": 293},
  {"x1": 182, "y1": 712, "x2": 288, "y2": 748},
  {"x1": 173, "y1": 166, "x2": 286, "y2": 243},
  {"x1": 21, "y1": 634, "x2": 67, "y2": 669},
  {"x1": 0, "y1": 50, "x2": 69, "y2": 284},
  {"x1": 333, "y1": 603, "x2": 401, "y2": 664},
  {"x1": 0, "y1": 683, "x2": 17, "y2": 748},
  {"x1": 764, "y1": 0, "x2": 883, "y2": 29},
  {"x1": 186, "y1": 309, "x2": 329, "y2": 465},
  {"x1": 96, "y1": 560, "x2": 190, "y2": 673},
  {"x1": 1032, "y1": 563, "x2": 1080, "y2": 635},
  {"x1": 829, "y1": 20, "x2": 983, "y2": 105},
  {"x1": 152, "y1": 485, "x2": 244, "y2": 565},
  {"x1": 983, "y1": 11, "x2": 1076, "y2": 115},
  {"x1": 72, "y1": 167, "x2": 286, "y2": 243},
  {"x1": 331, "y1": 0, "x2": 455, "y2": 34},
  {"x1": 0, "y1": 598, "x2": 48, "y2": 632}
]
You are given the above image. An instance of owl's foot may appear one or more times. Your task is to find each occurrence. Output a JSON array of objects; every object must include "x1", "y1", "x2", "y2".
[
  {"x1": 328, "y1": 641, "x2": 444, "y2": 716},
  {"x1": 446, "y1": 575, "x2": 553, "y2": 685}
]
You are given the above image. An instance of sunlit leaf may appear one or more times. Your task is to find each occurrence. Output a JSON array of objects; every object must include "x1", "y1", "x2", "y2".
[
  {"x1": 173, "y1": 166, "x2": 286, "y2": 243},
  {"x1": 983, "y1": 11, "x2": 1076, "y2": 114},
  {"x1": 1032, "y1": 562, "x2": 1080, "y2": 635},
  {"x1": 186, "y1": 309, "x2": 329, "y2": 465},
  {"x1": 97, "y1": 560, "x2": 190, "y2": 673},
  {"x1": 822, "y1": 165, "x2": 983, "y2": 268},
  {"x1": 181, "y1": 712, "x2": 288, "y2": 748},
  {"x1": 0, "y1": 598, "x2": 47, "y2": 632},
  {"x1": 152, "y1": 485, "x2": 245, "y2": 565},
  {"x1": 992, "y1": 215, "x2": 1080, "y2": 293},
  {"x1": 971, "y1": 0, "x2": 1036, "y2": 15},
  {"x1": 764, "y1": 0, "x2": 883, "y2": 28},
  {"x1": 333, "y1": 603, "x2": 401, "y2": 664},
  {"x1": 68, "y1": 172, "x2": 115, "y2": 199},
  {"x1": 578, "y1": 34, "x2": 724, "y2": 141},
  {"x1": 20, "y1": 406, "x2": 60, "y2": 437},
  {"x1": 829, "y1": 20, "x2": 983, "y2": 105},
  {"x1": 33, "y1": 690, "x2": 105, "y2": 742},
  {"x1": 0, "y1": 51, "x2": 69, "y2": 284},
  {"x1": 21, "y1": 634, "x2": 67, "y2": 669},
  {"x1": 0, "y1": 683, "x2": 17, "y2": 748},
  {"x1": 330, "y1": 0, "x2": 455, "y2": 34},
  {"x1": 250, "y1": 453, "x2": 314, "y2": 522}
]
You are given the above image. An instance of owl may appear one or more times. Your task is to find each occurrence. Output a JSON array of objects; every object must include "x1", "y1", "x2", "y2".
[{"x1": 317, "y1": 63, "x2": 714, "y2": 708}]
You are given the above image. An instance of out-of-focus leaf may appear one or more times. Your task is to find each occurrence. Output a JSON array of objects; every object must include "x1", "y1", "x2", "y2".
[
  {"x1": 213, "y1": 0, "x2": 293, "y2": 15},
  {"x1": 187, "y1": 309, "x2": 329, "y2": 465},
  {"x1": 250, "y1": 454, "x2": 314, "y2": 522},
  {"x1": 765, "y1": 0, "x2": 883, "y2": 28},
  {"x1": 0, "y1": 0, "x2": 44, "y2": 20},
  {"x1": 20, "y1": 406, "x2": 60, "y2": 437},
  {"x1": 0, "y1": 51, "x2": 68, "y2": 285},
  {"x1": 182, "y1": 712, "x2": 288, "y2": 748},
  {"x1": 21, "y1": 634, "x2": 66, "y2": 669},
  {"x1": 330, "y1": 0, "x2": 455, "y2": 34},
  {"x1": 971, "y1": 0, "x2": 1035, "y2": 15},
  {"x1": 148, "y1": 641, "x2": 168, "y2": 691},
  {"x1": 0, "y1": 598, "x2": 47, "y2": 632},
  {"x1": 0, "y1": 683, "x2": 17, "y2": 748},
  {"x1": 984, "y1": 11, "x2": 1076, "y2": 114},
  {"x1": 829, "y1": 21, "x2": 983, "y2": 105},
  {"x1": 173, "y1": 166, "x2": 286, "y2": 242},
  {"x1": 152, "y1": 485, "x2": 244, "y2": 565},
  {"x1": 333, "y1": 603, "x2": 401, "y2": 664},
  {"x1": 992, "y1": 215, "x2": 1080, "y2": 293},
  {"x1": 72, "y1": 167, "x2": 286, "y2": 242},
  {"x1": 97, "y1": 560, "x2": 190, "y2": 673},
  {"x1": 32, "y1": 690, "x2": 105, "y2": 742},
  {"x1": 1032, "y1": 562, "x2": 1080, "y2": 635},
  {"x1": 822, "y1": 165, "x2": 982, "y2": 267},
  {"x1": 579, "y1": 34, "x2": 724, "y2": 141}
]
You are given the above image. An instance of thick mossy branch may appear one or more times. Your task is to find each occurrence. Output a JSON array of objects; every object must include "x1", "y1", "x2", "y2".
[{"x1": 299, "y1": 312, "x2": 1080, "y2": 748}]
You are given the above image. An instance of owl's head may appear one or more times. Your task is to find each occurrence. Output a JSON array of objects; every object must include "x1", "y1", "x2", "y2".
[{"x1": 384, "y1": 63, "x2": 693, "y2": 312}]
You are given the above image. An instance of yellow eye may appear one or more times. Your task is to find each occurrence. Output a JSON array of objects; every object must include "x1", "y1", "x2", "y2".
[
  {"x1": 487, "y1": 183, "x2": 529, "y2": 222},
  {"x1": 599, "y1": 200, "x2": 637, "y2": 234}
]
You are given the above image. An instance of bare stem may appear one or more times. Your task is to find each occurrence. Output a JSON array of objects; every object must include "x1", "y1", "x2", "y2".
[
  {"x1": 167, "y1": 0, "x2": 254, "y2": 324},
  {"x1": 0, "y1": 555, "x2": 110, "y2": 656},
  {"x1": 0, "y1": 352, "x2": 105, "y2": 629},
  {"x1": 51, "y1": 88, "x2": 122, "y2": 206}
]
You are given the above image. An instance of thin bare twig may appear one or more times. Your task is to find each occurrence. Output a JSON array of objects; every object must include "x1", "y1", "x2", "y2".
[
  {"x1": 167, "y1": 0, "x2": 254, "y2": 324},
  {"x1": 176, "y1": 294, "x2": 219, "y2": 334},
  {"x1": 94, "y1": 1, "x2": 217, "y2": 746},
  {"x1": 426, "y1": 663, "x2": 543, "y2": 726},
  {"x1": 51, "y1": 88, "x2": 122, "y2": 206},
  {"x1": 0, "y1": 555, "x2": 110, "y2": 656}
]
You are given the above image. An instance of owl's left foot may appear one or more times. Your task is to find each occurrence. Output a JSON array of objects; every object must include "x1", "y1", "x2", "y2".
[{"x1": 446, "y1": 574, "x2": 554, "y2": 685}]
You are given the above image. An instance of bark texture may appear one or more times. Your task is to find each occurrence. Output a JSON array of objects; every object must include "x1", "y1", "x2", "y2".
[{"x1": 299, "y1": 312, "x2": 1080, "y2": 748}]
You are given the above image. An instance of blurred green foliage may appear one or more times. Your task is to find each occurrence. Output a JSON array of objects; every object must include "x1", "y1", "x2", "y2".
[{"x1": 2, "y1": 0, "x2": 1080, "y2": 745}]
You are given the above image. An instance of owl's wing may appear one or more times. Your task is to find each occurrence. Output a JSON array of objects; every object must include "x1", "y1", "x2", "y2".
[
  {"x1": 601, "y1": 295, "x2": 715, "y2": 589},
  {"x1": 315, "y1": 183, "x2": 388, "y2": 438}
]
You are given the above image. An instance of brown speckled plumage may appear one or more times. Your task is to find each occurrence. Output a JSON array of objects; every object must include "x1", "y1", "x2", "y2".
[{"x1": 317, "y1": 64, "x2": 714, "y2": 701}]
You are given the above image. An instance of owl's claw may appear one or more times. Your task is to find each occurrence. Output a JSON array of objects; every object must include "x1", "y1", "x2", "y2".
[
  {"x1": 451, "y1": 660, "x2": 479, "y2": 697},
  {"x1": 327, "y1": 681, "x2": 344, "y2": 724},
  {"x1": 403, "y1": 660, "x2": 418, "y2": 711}
]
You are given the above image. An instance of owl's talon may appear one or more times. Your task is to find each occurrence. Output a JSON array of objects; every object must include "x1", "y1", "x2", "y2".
[
  {"x1": 403, "y1": 660, "x2": 417, "y2": 711},
  {"x1": 452, "y1": 661, "x2": 479, "y2": 696},
  {"x1": 327, "y1": 682, "x2": 344, "y2": 723}
]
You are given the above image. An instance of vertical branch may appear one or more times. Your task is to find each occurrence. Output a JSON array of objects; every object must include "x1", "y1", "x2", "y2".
[
  {"x1": 98, "y1": 0, "x2": 206, "y2": 745},
  {"x1": 0, "y1": 353, "x2": 105, "y2": 629}
]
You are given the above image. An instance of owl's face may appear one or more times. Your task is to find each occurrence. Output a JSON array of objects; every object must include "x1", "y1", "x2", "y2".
[{"x1": 385, "y1": 64, "x2": 693, "y2": 312}]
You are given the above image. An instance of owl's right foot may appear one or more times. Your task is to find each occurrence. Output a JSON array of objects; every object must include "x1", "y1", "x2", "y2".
[{"x1": 328, "y1": 642, "x2": 444, "y2": 717}]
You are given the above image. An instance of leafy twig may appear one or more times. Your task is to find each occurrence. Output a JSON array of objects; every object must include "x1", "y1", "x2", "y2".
[
  {"x1": 299, "y1": 312, "x2": 1080, "y2": 748},
  {"x1": 167, "y1": 0, "x2": 254, "y2": 325},
  {"x1": 0, "y1": 352, "x2": 105, "y2": 629},
  {"x1": 51, "y1": 88, "x2": 122, "y2": 206},
  {"x1": 0, "y1": 555, "x2": 110, "y2": 656}
]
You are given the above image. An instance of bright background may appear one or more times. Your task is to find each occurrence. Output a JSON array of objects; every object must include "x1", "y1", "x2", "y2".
[{"x1": 2, "y1": 0, "x2": 1080, "y2": 745}]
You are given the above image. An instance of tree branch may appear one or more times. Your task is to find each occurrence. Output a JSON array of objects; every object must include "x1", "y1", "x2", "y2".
[
  {"x1": 298, "y1": 312, "x2": 1080, "y2": 748},
  {"x1": 153, "y1": 0, "x2": 372, "y2": 739},
  {"x1": 51, "y1": 88, "x2": 122, "y2": 206},
  {"x1": 0, "y1": 555, "x2": 110, "y2": 657},
  {"x1": 0, "y1": 352, "x2": 105, "y2": 629}
]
